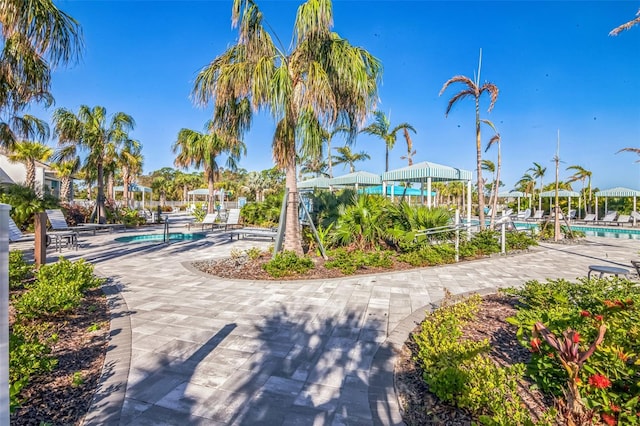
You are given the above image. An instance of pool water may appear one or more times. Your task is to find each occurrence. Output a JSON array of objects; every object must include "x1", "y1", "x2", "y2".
[
  {"x1": 115, "y1": 233, "x2": 206, "y2": 243},
  {"x1": 514, "y1": 222, "x2": 640, "y2": 240}
]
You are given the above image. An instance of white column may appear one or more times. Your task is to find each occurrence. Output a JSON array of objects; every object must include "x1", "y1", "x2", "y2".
[
  {"x1": 427, "y1": 177, "x2": 432, "y2": 208},
  {"x1": 595, "y1": 196, "x2": 599, "y2": 220},
  {"x1": 0, "y1": 204, "x2": 10, "y2": 424},
  {"x1": 466, "y1": 180, "x2": 472, "y2": 223}
]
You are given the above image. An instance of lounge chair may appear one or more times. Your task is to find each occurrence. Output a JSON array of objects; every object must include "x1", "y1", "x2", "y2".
[
  {"x1": 567, "y1": 210, "x2": 577, "y2": 221},
  {"x1": 631, "y1": 211, "x2": 640, "y2": 226},
  {"x1": 515, "y1": 208, "x2": 531, "y2": 221},
  {"x1": 595, "y1": 212, "x2": 618, "y2": 226},
  {"x1": 221, "y1": 208, "x2": 242, "y2": 230},
  {"x1": 613, "y1": 214, "x2": 631, "y2": 227},
  {"x1": 8, "y1": 216, "x2": 33, "y2": 243},
  {"x1": 228, "y1": 227, "x2": 277, "y2": 241},
  {"x1": 189, "y1": 212, "x2": 219, "y2": 231},
  {"x1": 527, "y1": 210, "x2": 544, "y2": 222},
  {"x1": 578, "y1": 213, "x2": 596, "y2": 224},
  {"x1": 45, "y1": 209, "x2": 99, "y2": 235}
]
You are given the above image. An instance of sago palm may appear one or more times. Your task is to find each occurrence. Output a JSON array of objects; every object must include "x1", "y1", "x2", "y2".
[{"x1": 192, "y1": 0, "x2": 381, "y2": 254}]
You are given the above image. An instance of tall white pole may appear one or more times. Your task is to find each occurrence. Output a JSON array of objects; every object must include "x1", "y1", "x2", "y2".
[{"x1": 0, "y1": 204, "x2": 10, "y2": 424}]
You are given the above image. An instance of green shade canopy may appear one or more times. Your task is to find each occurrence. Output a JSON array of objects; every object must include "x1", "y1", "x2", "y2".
[
  {"x1": 539, "y1": 190, "x2": 581, "y2": 197},
  {"x1": 382, "y1": 161, "x2": 472, "y2": 182},
  {"x1": 114, "y1": 184, "x2": 152, "y2": 193},
  {"x1": 594, "y1": 187, "x2": 640, "y2": 197},
  {"x1": 497, "y1": 191, "x2": 527, "y2": 198},
  {"x1": 330, "y1": 171, "x2": 381, "y2": 186},
  {"x1": 298, "y1": 177, "x2": 332, "y2": 189}
]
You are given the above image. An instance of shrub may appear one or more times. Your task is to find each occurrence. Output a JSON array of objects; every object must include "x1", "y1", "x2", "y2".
[
  {"x1": 397, "y1": 243, "x2": 456, "y2": 267},
  {"x1": 504, "y1": 278, "x2": 640, "y2": 423},
  {"x1": 413, "y1": 293, "x2": 545, "y2": 423},
  {"x1": 470, "y1": 230, "x2": 500, "y2": 255},
  {"x1": 331, "y1": 194, "x2": 392, "y2": 250},
  {"x1": 325, "y1": 248, "x2": 393, "y2": 274},
  {"x1": 262, "y1": 251, "x2": 314, "y2": 278},
  {"x1": 14, "y1": 258, "x2": 104, "y2": 318},
  {"x1": 9, "y1": 250, "x2": 33, "y2": 290},
  {"x1": 506, "y1": 231, "x2": 538, "y2": 251},
  {"x1": 0, "y1": 183, "x2": 59, "y2": 230},
  {"x1": 60, "y1": 202, "x2": 92, "y2": 226},
  {"x1": 245, "y1": 247, "x2": 263, "y2": 260}
]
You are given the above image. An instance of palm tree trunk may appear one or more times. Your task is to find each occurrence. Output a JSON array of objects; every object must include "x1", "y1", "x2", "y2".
[
  {"x1": 475, "y1": 98, "x2": 486, "y2": 229},
  {"x1": 26, "y1": 160, "x2": 36, "y2": 191},
  {"x1": 283, "y1": 151, "x2": 303, "y2": 255},
  {"x1": 60, "y1": 177, "x2": 71, "y2": 201},
  {"x1": 327, "y1": 139, "x2": 333, "y2": 178},
  {"x1": 107, "y1": 173, "x2": 115, "y2": 203},
  {"x1": 207, "y1": 172, "x2": 215, "y2": 214},
  {"x1": 385, "y1": 146, "x2": 389, "y2": 172},
  {"x1": 94, "y1": 162, "x2": 106, "y2": 224},
  {"x1": 490, "y1": 143, "x2": 501, "y2": 228}
]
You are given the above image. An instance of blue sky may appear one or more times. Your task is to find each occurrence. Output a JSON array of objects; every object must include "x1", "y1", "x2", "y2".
[{"x1": 37, "y1": 0, "x2": 640, "y2": 191}]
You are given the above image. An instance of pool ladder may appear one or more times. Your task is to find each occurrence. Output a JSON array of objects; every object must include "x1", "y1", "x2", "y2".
[{"x1": 163, "y1": 218, "x2": 169, "y2": 243}]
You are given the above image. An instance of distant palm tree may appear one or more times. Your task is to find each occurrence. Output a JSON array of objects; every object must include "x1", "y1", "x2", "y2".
[
  {"x1": 528, "y1": 162, "x2": 547, "y2": 212},
  {"x1": 332, "y1": 146, "x2": 371, "y2": 173},
  {"x1": 483, "y1": 120, "x2": 501, "y2": 227},
  {"x1": 515, "y1": 173, "x2": 536, "y2": 209},
  {"x1": 566, "y1": 164, "x2": 592, "y2": 215},
  {"x1": 173, "y1": 122, "x2": 246, "y2": 214},
  {"x1": 610, "y1": 8, "x2": 640, "y2": 36},
  {"x1": 360, "y1": 110, "x2": 415, "y2": 172},
  {"x1": 326, "y1": 126, "x2": 349, "y2": 178},
  {"x1": 53, "y1": 105, "x2": 135, "y2": 223},
  {"x1": 118, "y1": 139, "x2": 143, "y2": 208},
  {"x1": 51, "y1": 157, "x2": 80, "y2": 201},
  {"x1": 299, "y1": 157, "x2": 329, "y2": 179},
  {"x1": 400, "y1": 127, "x2": 418, "y2": 166},
  {"x1": 8, "y1": 140, "x2": 53, "y2": 191},
  {"x1": 440, "y1": 53, "x2": 499, "y2": 228}
]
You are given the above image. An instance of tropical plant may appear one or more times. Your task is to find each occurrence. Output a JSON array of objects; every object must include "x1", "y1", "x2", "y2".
[
  {"x1": 360, "y1": 110, "x2": 415, "y2": 172},
  {"x1": 609, "y1": 7, "x2": 640, "y2": 36},
  {"x1": 53, "y1": 105, "x2": 135, "y2": 223},
  {"x1": 0, "y1": 0, "x2": 82, "y2": 149},
  {"x1": 440, "y1": 52, "x2": 499, "y2": 229},
  {"x1": 400, "y1": 127, "x2": 417, "y2": 166},
  {"x1": 148, "y1": 167, "x2": 176, "y2": 207},
  {"x1": 7, "y1": 140, "x2": 53, "y2": 192},
  {"x1": 50, "y1": 156, "x2": 79, "y2": 201},
  {"x1": 173, "y1": 122, "x2": 246, "y2": 213},
  {"x1": 0, "y1": 183, "x2": 57, "y2": 229},
  {"x1": 117, "y1": 139, "x2": 143, "y2": 208},
  {"x1": 192, "y1": 0, "x2": 381, "y2": 254},
  {"x1": 332, "y1": 194, "x2": 391, "y2": 250},
  {"x1": 483, "y1": 120, "x2": 502, "y2": 228},
  {"x1": 528, "y1": 162, "x2": 547, "y2": 212},
  {"x1": 332, "y1": 145, "x2": 370, "y2": 173},
  {"x1": 566, "y1": 165, "x2": 592, "y2": 215}
]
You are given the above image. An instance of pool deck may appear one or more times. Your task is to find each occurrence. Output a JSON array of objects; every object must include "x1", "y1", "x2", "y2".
[{"x1": 39, "y1": 217, "x2": 639, "y2": 425}]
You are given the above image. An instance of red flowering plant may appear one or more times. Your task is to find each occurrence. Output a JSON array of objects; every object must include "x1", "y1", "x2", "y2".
[{"x1": 504, "y1": 277, "x2": 640, "y2": 424}]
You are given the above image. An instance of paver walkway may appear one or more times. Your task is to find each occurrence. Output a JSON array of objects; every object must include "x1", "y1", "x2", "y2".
[{"x1": 50, "y1": 222, "x2": 639, "y2": 426}]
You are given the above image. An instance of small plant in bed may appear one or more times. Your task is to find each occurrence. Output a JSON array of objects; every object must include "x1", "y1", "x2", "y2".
[{"x1": 262, "y1": 250, "x2": 314, "y2": 278}]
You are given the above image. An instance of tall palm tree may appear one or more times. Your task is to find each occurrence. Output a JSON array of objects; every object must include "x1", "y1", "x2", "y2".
[
  {"x1": 528, "y1": 162, "x2": 547, "y2": 212},
  {"x1": 332, "y1": 145, "x2": 370, "y2": 173},
  {"x1": 8, "y1": 140, "x2": 53, "y2": 191},
  {"x1": 0, "y1": 0, "x2": 82, "y2": 149},
  {"x1": 299, "y1": 157, "x2": 329, "y2": 178},
  {"x1": 53, "y1": 105, "x2": 135, "y2": 223},
  {"x1": 326, "y1": 125, "x2": 348, "y2": 178},
  {"x1": 483, "y1": 120, "x2": 501, "y2": 227},
  {"x1": 173, "y1": 122, "x2": 246, "y2": 214},
  {"x1": 610, "y1": 7, "x2": 640, "y2": 36},
  {"x1": 515, "y1": 173, "x2": 536, "y2": 209},
  {"x1": 360, "y1": 110, "x2": 415, "y2": 172},
  {"x1": 192, "y1": 0, "x2": 381, "y2": 254},
  {"x1": 566, "y1": 164, "x2": 592, "y2": 215},
  {"x1": 439, "y1": 52, "x2": 498, "y2": 228},
  {"x1": 400, "y1": 127, "x2": 417, "y2": 166},
  {"x1": 118, "y1": 139, "x2": 143, "y2": 208}
]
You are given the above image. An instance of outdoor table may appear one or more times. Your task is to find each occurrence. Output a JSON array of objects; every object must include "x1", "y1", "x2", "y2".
[{"x1": 587, "y1": 265, "x2": 630, "y2": 280}]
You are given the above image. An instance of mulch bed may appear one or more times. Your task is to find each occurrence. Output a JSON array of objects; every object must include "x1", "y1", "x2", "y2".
[{"x1": 10, "y1": 288, "x2": 110, "y2": 426}]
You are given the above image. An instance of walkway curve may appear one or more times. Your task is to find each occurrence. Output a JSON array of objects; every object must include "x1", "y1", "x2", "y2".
[{"x1": 54, "y1": 228, "x2": 638, "y2": 426}]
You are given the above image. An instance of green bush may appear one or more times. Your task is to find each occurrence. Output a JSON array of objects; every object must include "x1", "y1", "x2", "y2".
[
  {"x1": 0, "y1": 183, "x2": 59, "y2": 230},
  {"x1": 470, "y1": 230, "x2": 500, "y2": 255},
  {"x1": 505, "y1": 231, "x2": 538, "y2": 251},
  {"x1": 241, "y1": 193, "x2": 282, "y2": 227},
  {"x1": 413, "y1": 294, "x2": 545, "y2": 424},
  {"x1": 14, "y1": 258, "x2": 104, "y2": 318},
  {"x1": 331, "y1": 194, "x2": 392, "y2": 250},
  {"x1": 9, "y1": 323, "x2": 58, "y2": 411},
  {"x1": 9, "y1": 250, "x2": 33, "y2": 290},
  {"x1": 504, "y1": 278, "x2": 640, "y2": 423},
  {"x1": 325, "y1": 248, "x2": 393, "y2": 274},
  {"x1": 262, "y1": 251, "x2": 314, "y2": 278}
]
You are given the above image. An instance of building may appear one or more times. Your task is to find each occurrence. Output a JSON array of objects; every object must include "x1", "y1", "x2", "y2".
[{"x1": 0, "y1": 153, "x2": 64, "y2": 198}]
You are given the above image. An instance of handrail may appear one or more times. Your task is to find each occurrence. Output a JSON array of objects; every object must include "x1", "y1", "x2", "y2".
[{"x1": 163, "y1": 218, "x2": 169, "y2": 243}]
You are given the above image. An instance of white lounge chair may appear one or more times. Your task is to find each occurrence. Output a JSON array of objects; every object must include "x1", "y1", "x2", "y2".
[
  {"x1": 8, "y1": 216, "x2": 32, "y2": 243},
  {"x1": 578, "y1": 213, "x2": 596, "y2": 224},
  {"x1": 527, "y1": 210, "x2": 544, "y2": 222},
  {"x1": 190, "y1": 212, "x2": 219, "y2": 231},
  {"x1": 45, "y1": 209, "x2": 99, "y2": 235},
  {"x1": 221, "y1": 208, "x2": 242, "y2": 230},
  {"x1": 515, "y1": 208, "x2": 531, "y2": 221},
  {"x1": 613, "y1": 214, "x2": 631, "y2": 227},
  {"x1": 595, "y1": 212, "x2": 618, "y2": 226}
]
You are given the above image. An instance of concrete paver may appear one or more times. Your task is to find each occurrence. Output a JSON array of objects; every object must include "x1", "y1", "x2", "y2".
[{"x1": 49, "y1": 220, "x2": 639, "y2": 425}]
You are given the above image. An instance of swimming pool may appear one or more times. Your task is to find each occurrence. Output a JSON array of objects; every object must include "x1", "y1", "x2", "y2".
[
  {"x1": 515, "y1": 222, "x2": 640, "y2": 240},
  {"x1": 115, "y1": 232, "x2": 206, "y2": 243}
]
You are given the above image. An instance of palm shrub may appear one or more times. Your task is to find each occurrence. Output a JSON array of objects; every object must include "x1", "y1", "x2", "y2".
[
  {"x1": 331, "y1": 194, "x2": 392, "y2": 250},
  {"x1": 0, "y1": 184, "x2": 59, "y2": 230},
  {"x1": 241, "y1": 192, "x2": 282, "y2": 227},
  {"x1": 386, "y1": 203, "x2": 453, "y2": 249},
  {"x1": 262, "y1": 250, "x2": 314, "y2": 278},
  {"x1": 306, "y1": 189, "x2": 356, "y2": 228}
]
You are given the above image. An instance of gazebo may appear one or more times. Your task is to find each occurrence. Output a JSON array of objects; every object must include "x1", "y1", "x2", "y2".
[
  {"x1": 114, "y1": 184, "x2": 152, "y2": 209},
  {"x1": 497, "y1": 190, "x2": 530, "y2": 213},
  {"x1": 594, "y1": 187, "x2": 640, "y2": 222},
  {"x1": 297, "y1": 176, "x2": 332, "y2": 190},
  {"x1": 539, "y1": 190, "x2": 581, "y2": 217},
  {"x1": 330, "y1": 171, "x2": 382, "y2": 190},
  {"x1": 382, "y1": 161, "x2": 473, "y2": 222}
]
